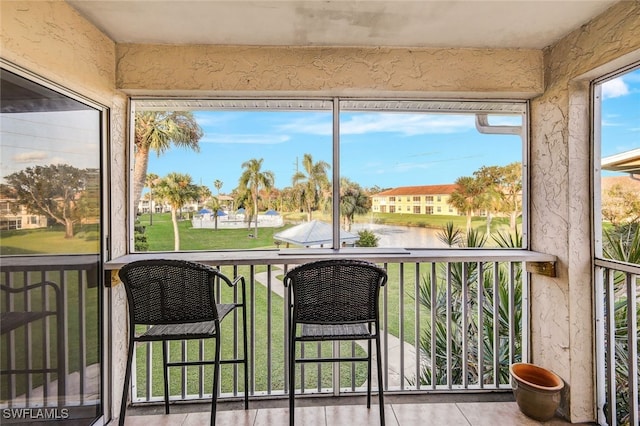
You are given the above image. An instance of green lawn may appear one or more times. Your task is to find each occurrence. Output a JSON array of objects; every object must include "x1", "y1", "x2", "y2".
[{"x1": 0, "y1": 225, "x2": 100, "y2": 255}]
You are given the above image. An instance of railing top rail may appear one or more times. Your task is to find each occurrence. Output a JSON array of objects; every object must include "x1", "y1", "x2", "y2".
[
  {"x1": 0, "y1": 254, "x2": 100, "y2": 271},
  {"x1": 595, "y1": 257, "x2": 640, "y2": 274},
  {"x1": 104, "y1": 248, "x2": 555, "y2": 270}
]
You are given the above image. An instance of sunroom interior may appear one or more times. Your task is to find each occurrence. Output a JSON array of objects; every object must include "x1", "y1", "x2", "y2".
[{"x1": 1, "y1": 1, "x2": 639, "y2": 425}]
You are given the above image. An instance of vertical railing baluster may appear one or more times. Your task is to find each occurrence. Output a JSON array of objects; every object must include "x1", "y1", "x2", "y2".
[
  {"x1": 283, "y1": 264, "x2": 289, "y2": 396},
  {"x1": 604, "y1": 268, "x2": 617, "y2": 426},
  {"x1": 79, "y1": 270, "x2": 87, "y2": 404},
  {"x1": 25, "y1": 270, "x2": 32, "y2": 406},
  {"x1": 266, "y1": 264, "x2": 272, "y2": 394},
  {"x1": 398, "y1": 262, "x2": 405, "y2": 390},
  {"x1": 508, "y1": 262, "x2": 516, "y2": 371},
  {"x1": 430, "y1": 262, "x2": 436, "y2": 390},
  {"x1": 446, "y1": 262, "x2": 452, "y2": 389},
  {"x1": 492, "y1": 262, "x2": 500, "y2": 387},
  {"x1": 414, "y1": 262, "x2": 420, "y2": 390},
  {"x1": 461, "y1": 262, "x2": 468, "y2": 389},
  {"x1": 232, "y1": 265, "x2": 239, "y2": 396},
  {"x1": 477, "y1": 262, "x2": 484, "y2": 389},
  {"x1": 383, "y1": 263, "x2": 389, "y2": 391},
  {"x1": 625, "y1": 272, "x2": 638, "y2": 426},
  {"x1": 250, "y1": 265, "x2": 256, "y2": 396}
]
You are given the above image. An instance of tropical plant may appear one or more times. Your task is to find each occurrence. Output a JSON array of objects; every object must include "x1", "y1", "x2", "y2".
[
  {"x1": 340, "y1": 178, "x2": 370, "y2": 231},
  {"x1": 417, "y1": 224, "x2": 521, "y2": 387},
  {"x1": 238, "y1": 158, "x2": 274, "y2": 237},
  {"x1": 602, "y1": 222, "x2": 639, "y2": 425},
  {"x1": 206, "y1": 196, "x2": 223, "y2": 231},
  {"x1": 356, "y1": 229, "x2": 379, "y2": 247},
  {"x1": 5, "y1": 164, "x2": 90, "y2": 238},
  {"x1": 292, "y1": 153, "x2": 330, "y2": 221},
  {"x1": 213, "y1": 179, "x2": 223, "y2": 196},
  {"x1": 133, "y1": 111, "x2": 203, "y2": 214},
  {"x1": 448, "y1": 176, "x2": 483, "y2": 231},
  {"x1": 155, "y1": 172, "x2": 199, "y2": 250},
  {"x1": 144, "y1": 173, "x2": 160, "y2": 225}
]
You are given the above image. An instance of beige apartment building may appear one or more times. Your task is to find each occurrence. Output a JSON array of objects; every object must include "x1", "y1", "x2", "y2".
[{"x1": 371, "y1": 184, "x2": 459, "y2": 215}]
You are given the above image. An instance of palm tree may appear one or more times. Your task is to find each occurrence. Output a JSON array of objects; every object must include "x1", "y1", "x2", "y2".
[
  {"x1": 133, "y1": 111, "x2": 203, "y2": 214},
  {"x1": 238, "y1": 158, "x2": 274, "y2": 237},
  {"x1": 144, "y1": 173, "x2": 160, "y2": 225},
  {"x1": 214, "y1": 179, "x2": 223, "y2": 196},
  {"x1": 155, "y1": 172, "x2": 199, "y2": 251},
  {"x1": 292, "y1": 153, "x2": 330, "y2": 222},
  {"x1": 206, "y1": 196, "x2": 223, "y2": 231},
  {"x1": 448, "y1": 176, "x2": 483, "y2": 231},
  {"x1": 340, "y1": 178, "x2": 370, "y2": 231}
]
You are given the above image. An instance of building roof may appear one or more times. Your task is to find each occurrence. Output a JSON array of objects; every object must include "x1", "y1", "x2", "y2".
[
  {"x1": 601, "y1": 148, "x2": 640, "y2": 175},
  {"x1": 274, "y1": 220, "x2": 358, "y2": 247},
  {"x1": 373, "y1": 184, "x2": 458, "y2": 197}
]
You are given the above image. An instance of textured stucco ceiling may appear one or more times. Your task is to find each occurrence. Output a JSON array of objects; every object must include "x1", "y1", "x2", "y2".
[{"x1": 66, "y1": 0, "x2": 619, "y2": 49}]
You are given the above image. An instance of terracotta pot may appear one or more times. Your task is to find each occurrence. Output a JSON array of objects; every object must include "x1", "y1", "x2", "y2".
[{"x1": 509, "y1": 363, "x2": 564, "y2": 422}]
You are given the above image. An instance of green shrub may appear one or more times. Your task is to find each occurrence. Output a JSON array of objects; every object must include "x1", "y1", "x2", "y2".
[{"x1": 356, "y1": 229, "x2": 379, "y2": 247}]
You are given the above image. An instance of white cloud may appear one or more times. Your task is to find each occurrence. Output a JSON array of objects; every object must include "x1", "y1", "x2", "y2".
[
  {"x1": 12, "y1": 151, "x2": 48, "y2": 163},
  {"x1": 201, "y1": 134, "x2": 290, "y2": 144},
  {"x1": 601, "y1": 77, "x2": 629, "y2": 99},
  {"x1": 278, "y1": 113, "x2": 475, "y2": 136}
]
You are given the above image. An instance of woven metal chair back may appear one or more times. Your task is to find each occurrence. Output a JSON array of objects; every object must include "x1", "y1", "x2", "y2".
[
  {"x1": 119, "y1": 259, "x2": 225, "y2": 325},
  {"x1": 285, "y1": 259, "x2": 387, "y2": 324}
]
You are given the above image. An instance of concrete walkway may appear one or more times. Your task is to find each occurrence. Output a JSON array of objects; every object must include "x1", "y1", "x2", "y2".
[{"x1": 254, "y1": 268, "x2": 417, "y2": 388}]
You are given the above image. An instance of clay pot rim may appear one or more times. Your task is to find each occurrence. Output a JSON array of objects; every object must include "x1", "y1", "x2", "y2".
[{"x1": 510, "y1": 362, "x2": 564, "y2": 392}]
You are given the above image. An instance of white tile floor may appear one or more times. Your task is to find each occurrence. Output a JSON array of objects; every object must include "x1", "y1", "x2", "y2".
[{"x1": 123, "y1": 401, "x2": 589, "y2": 425}]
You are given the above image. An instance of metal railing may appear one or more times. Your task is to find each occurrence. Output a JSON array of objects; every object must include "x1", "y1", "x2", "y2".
[
  {"x1": 596, "y1": 258, "x2": 639, "y2": 426},
  {"x1": 0, "y1": 255, "x2": 101, "y2": 412},
  {"x1": 123, "y1": 252, "x2": 534, "y2": 405}
]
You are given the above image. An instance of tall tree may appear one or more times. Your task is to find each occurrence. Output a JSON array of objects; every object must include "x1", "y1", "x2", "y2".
[
  {"x1": 5, "y1": 164, "x2": 88, "y2": 238},
  {"x1": 340, "y1": 177, "x2": 370, "y2": 231},
  {"x1": 497, "y1": 162, "x2": 522, "y2": 231},
  {"x1": 205, "y1": 196, "x2": 223, "y2": 231},
  {"x1": 448, "y1": 176, "x2": 483, "y2": 231},
  {"x1": 291, "y1": 153, "x2": 330, "y2": 221},
  {"x1": 155, "y1": 172, "x2": 199, "y2": 251},
  {"x1": 144, "y1": 173, "x2": 160, "y2": 225},
  {"x1": 133, "y1": 111, "x2": 203, "y2": 214},
  {"x1": 213, "y1": 179, "x2": 223, "y2": 196},
  {"x1": 473, "y1": 165, "x2": 502, "y2": 234},
  {"x1": 238, "y1": 158, "x2": 274, "y2": 237}
]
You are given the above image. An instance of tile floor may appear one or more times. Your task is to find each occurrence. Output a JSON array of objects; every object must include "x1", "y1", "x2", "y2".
[{"x1": 123, "y1": 400, "x2": 592, "y2": 425}]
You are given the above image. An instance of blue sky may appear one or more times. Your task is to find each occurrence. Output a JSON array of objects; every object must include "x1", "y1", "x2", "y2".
[
  {"x1": 146, "y1": 68, "x2": 639, "y2": 194},
  {"x1": 147, "y1": 109, "x2": 524, "y2": 193},
  {"x1": 600, "y1": 68, "x2": 640, "y2": 158}
]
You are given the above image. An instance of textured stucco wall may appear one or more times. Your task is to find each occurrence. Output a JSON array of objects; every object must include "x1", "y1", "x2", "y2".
[
  {"x1": 530, "y1": 1, "x2": 640, "y2": 422},
  {"x1": 116, "y1": 44, "x2": 543, "y2": 98},
  {"x1": 1, "y1": 1, "x2": 129, "y2": 422}
]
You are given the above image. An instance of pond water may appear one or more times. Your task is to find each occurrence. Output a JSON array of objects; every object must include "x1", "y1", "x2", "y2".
[{"x1": 350, "y1": 223, "x2": 449, "y2": 248}]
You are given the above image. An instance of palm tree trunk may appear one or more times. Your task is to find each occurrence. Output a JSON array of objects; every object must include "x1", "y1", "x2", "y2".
[
  {"x1": 253, "y1": 194, "x2": 259, "y2": 237},
  {"x1": 466, "y1": 212, "x2": 472, "y2": 231},
  {"x1": 133, "y1": 146, "x2": 150, "y2": 216},
  {"x1": 171, "y1": 209, "x2": 180, "y2": 251}
]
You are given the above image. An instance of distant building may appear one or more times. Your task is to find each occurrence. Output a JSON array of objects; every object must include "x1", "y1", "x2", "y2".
[
  {"x1": 0, "y1": 197, "x2": 47, "y2": 230},
  {"x1": 371, "y1": 184, "x2": 460, "y2": 216}
]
